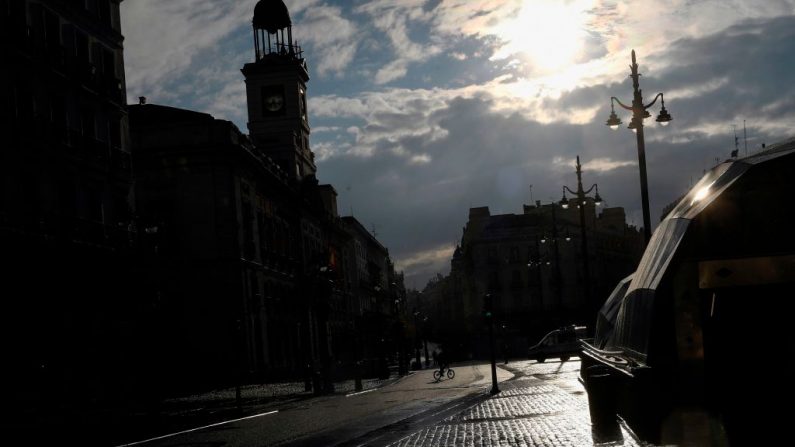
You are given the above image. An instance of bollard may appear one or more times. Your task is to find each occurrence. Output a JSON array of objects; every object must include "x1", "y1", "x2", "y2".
[
  {"x1": 354, "y1": 361, "x2": 363, "y2": 391},
  {"x1": 304, "y1": 363, "x2": 312, "y2": 392},
  {"x1": 585, "y1": 366, "x2": 618, "y2": 427},
  {"x1": 312, "y1": 370, "x2": 323, "y2": 395}
]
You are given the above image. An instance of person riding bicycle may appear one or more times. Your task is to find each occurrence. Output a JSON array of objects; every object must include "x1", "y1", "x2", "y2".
[{"x1": 437, "y1": 350, "x2": 449, "y2": 376}]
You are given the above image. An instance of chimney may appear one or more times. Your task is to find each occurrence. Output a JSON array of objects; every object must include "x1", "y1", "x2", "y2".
[{"x1": 139, "y1": 96, "x2": 147, "y2": 105}]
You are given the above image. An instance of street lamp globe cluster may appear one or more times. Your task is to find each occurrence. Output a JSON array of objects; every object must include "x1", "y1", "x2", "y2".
[
  {"x1": 540, "y1": 230, "x2": 571, "y2": 245},
  {"x1": 606, "y1": 49, "x2": 672, "y2": 244}
]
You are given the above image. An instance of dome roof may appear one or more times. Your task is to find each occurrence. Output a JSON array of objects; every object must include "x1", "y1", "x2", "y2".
[{"x1": 253, "y1": 0, "x2": 291, "y2": 34}]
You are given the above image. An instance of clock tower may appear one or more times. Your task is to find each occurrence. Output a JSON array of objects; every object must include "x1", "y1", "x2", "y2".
[{"x1": 243, "y1": 0, "x2": 315, "y2": 180}]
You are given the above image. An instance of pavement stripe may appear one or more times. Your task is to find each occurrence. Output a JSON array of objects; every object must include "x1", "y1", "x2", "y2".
[
  {"x1": 114, "y1": 409, "x2": 279, "y2": 447},
  {"x1": 346, "y1": 388, "x2": 378, "y2": 397}
]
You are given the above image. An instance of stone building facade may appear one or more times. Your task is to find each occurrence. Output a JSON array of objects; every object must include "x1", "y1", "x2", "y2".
[
  {"x1": 1, "y1": 0, "x2": 137, "y2": 413},
  {"x1": 128, "y1": 0, "x2": 406, "y2": 387},
  {"x1": 431, "y1": 198, "x2": 643, "y2": 358}
]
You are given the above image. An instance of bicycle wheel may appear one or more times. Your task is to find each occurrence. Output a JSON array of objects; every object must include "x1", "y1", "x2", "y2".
[
  {"x1": 433, "y1": 370, "x2": 442, "y2": 381},
  {"x1": 447, "y1": 368, "x2": 455, "y2": 379}
]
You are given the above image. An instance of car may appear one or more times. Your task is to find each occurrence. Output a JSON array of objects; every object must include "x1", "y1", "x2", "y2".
[{"x1": 527, "y1": 325, "x2": 587, "y2": 363}]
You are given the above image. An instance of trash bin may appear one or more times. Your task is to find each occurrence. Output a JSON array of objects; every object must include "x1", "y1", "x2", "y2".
[{"x1": 585, "y1": 365, "x2": 618, "y2": 427}]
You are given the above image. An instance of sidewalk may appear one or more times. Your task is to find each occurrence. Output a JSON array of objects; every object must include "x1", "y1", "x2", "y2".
[
  {"x1": 111, "y1": 374, "x2": 405, "y2": 446},
  {"x1": 386, "y1": 359, "x2": 643, "y2": 447}
]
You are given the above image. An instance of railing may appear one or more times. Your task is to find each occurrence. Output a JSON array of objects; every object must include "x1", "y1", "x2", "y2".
[
  {"x1": 0, "y1": 213, "x2": 135, "y2": 250},
  {"x1": 111, "y1": 149, "x2": 131, "y2": 171}
]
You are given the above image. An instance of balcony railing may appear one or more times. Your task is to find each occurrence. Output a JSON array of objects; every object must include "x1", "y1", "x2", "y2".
[
  {"x1": 0, "y1": 213, "x2": 135, "y2": 250},
  {"x1": 111, "y1": 149, "x2": 131, "y2": 172}
]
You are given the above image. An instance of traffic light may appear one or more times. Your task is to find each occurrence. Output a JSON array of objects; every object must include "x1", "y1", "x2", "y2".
[{"x1": 483, "y1": 293, "x2": 493, "y2": 318}]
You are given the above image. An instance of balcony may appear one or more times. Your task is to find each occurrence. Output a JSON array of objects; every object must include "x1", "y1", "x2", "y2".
[
  {"x1": 111, "y1": 149, "x2": 131, "y2": 172},
  {"x1": 104, "y1": 77, "x2": 124, "y2": 104},
  {"x1": 77, "y1": 62, "x2": 100, "y2": 91},
  {"x1": 0, "y1": 213, "x2": 134, "y2": 251},
  {"x1": 73, "y1": 218, "x2": 137, "y2": 250}
]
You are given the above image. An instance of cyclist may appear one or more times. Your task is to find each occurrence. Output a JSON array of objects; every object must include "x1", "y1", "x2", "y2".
[{"x1": 437, "y1": 350, "x2": 449, "y2": 377}]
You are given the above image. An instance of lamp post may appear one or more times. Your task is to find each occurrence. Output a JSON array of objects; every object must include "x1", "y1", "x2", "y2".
[
  {"x1": 317, "y1": 263, "x2": 335, "y2": 394},
  {"x1": 501, "y1": 323, "x2": 509, "y2": 365},
  {"x1": 422, "y1": 315, "x2": 430, "y2": 367},
  {"x1": 559, "y1": 156, "x2": 602, "y2": 316},
  {"x1": 483, "y1": 293, "x2": 500, "y2": 395},
  {"x1": 418, "y1": 291, "x2": 430, "y2": 367},
  {"x1": 527, "y1": 235, "x2": 546, "y2": 310},
  {"x1": 392, "y1": 282, "x2": 407, "y2": 376},
  {"x1": 412, "y1": 308, "x2": 422, "y2": 369},
  {"x1": 606, "y1": 50, "x2": 672, "y2": 244},
  {"x1": 538, "y1": 204, "x2": 569, "y2": 311}
]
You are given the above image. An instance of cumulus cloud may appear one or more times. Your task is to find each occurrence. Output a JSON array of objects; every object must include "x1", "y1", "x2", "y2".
[
  {"x1": 313, "y1": 126, "x2": 341, "y2": 133},
  {"x1": 295, "y1": 4, "x2": 358, "y2": 75},
  {"x1": 311, "y1": 88, "x2": 454, "y2": 161},
  {"x1": 355, "y1": 0, "x2": 442, "y2": 84},
  {"x1": 553, "y1": 157, "x2": 636, "y2": 173},
  {"x1": 316, "y1": 13, "x2": 795, "y2": 286},
  {"x1": 584, "y1": 158, "x2": 637, "y2": 172},
  {"x1": 122, "y1": 0, "x2": 252, "y2": 102},
  {"x1": 394, "y1": 244, "x2": 457, "y2": 287}
]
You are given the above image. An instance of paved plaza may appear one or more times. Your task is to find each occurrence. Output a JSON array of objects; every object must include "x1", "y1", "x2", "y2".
[{"x1": 387, "y1": 359, "x2": 643, "y2": 447}]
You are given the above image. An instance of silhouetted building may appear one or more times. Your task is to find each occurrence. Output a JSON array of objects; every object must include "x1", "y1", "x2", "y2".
[
  {"x1": 128, "y1": 0, "x2": 406, "y2": 386},
  {"x1": 1, "y1": 0, "x2": 136, "y2": 418},
  {"x1": 340, "y1": 216, "x2": 406, "y2": 373},
  {"x1": 130, "y1": 104, "x2": 302, "y2": 386},
  {"x1": 446, "y1": 199, "x2": 643, "y2": 357}
]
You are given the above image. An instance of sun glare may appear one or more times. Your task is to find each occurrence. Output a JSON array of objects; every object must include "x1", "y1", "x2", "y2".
[{"x1": 496, "y1": 0, "x2": 591, "y2": 74}]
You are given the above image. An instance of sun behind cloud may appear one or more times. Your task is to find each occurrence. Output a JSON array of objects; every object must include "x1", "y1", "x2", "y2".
[{"x1": 494, "y1": 0, "x2": 592, "y2": 74}]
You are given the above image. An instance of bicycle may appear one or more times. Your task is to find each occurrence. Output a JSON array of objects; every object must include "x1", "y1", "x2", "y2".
[{"x1": 433, "y1": 366, "x2": 455, "y2": 381}]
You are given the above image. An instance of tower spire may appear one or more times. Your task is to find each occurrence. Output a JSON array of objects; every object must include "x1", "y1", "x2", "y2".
[{"x1": 243, "y1": 0, "x2": 315, "y2": 181}]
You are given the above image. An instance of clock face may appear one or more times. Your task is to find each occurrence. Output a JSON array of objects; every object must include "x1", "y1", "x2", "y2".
[
  {"x1": 265, "y1": 94, "x2": 284, "y2": 112},
  {"x1": 261, "y1": 86, "x2": 285, "y2": 115}
]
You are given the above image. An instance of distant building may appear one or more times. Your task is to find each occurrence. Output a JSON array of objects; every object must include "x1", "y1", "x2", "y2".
[
  {"x1": 437, "y1": 199, "x2": 643, "y2": 357},
  {"x1": 1, "y1": 0, "x2": 136, "y2": 411},
  {"x1": 340, "y1": 216, "x2": 407, "y2": 372}
]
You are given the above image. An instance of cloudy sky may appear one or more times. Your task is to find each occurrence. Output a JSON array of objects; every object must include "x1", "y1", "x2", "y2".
[{"x1": 122, "y1": 0, "x2": 795, "y2": 288}]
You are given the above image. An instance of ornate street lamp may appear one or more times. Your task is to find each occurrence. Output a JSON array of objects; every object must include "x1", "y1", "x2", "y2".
[
  {"x1": 606, "y1": 50, "x2": 672, "y2": 244},
  {"x1": 560, "y1": 156, "x2": 602, "y2": 316}
]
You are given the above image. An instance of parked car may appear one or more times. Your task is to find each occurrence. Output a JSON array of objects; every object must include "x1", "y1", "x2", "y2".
[
  {"x1": 527, "y1": 325, "x2": 586, "y2": 363},
  {"x1": 580, "y1": 138, "x2": 795, "y2": 445}
]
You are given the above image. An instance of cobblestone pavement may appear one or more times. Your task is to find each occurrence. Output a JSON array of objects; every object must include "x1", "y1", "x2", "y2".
[{"x1": 387, "y1": 359, "x2": 644, "y2": 447}]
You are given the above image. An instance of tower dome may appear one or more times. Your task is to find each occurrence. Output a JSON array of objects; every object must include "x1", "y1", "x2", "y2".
[
  {"x1": 251, "y1": 0, "x2": 302, "y2": 61},
  {"x1": 253, "y1": 0, "x2": 291, "y2": 34}
]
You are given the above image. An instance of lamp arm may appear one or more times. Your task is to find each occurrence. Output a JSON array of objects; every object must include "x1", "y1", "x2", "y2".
[
  {"x1": 644, "y1": 92, "x2": 664, "y2": 110},
  {"x1": 563, "y1": 185, "x2": 578, "y2": 195},
  {"x1": 583, "y1": 184, "x2": 598, "y2": 194},
  {"x1": 612, "y1": 96, "x2": 633, "y2": 111}
]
